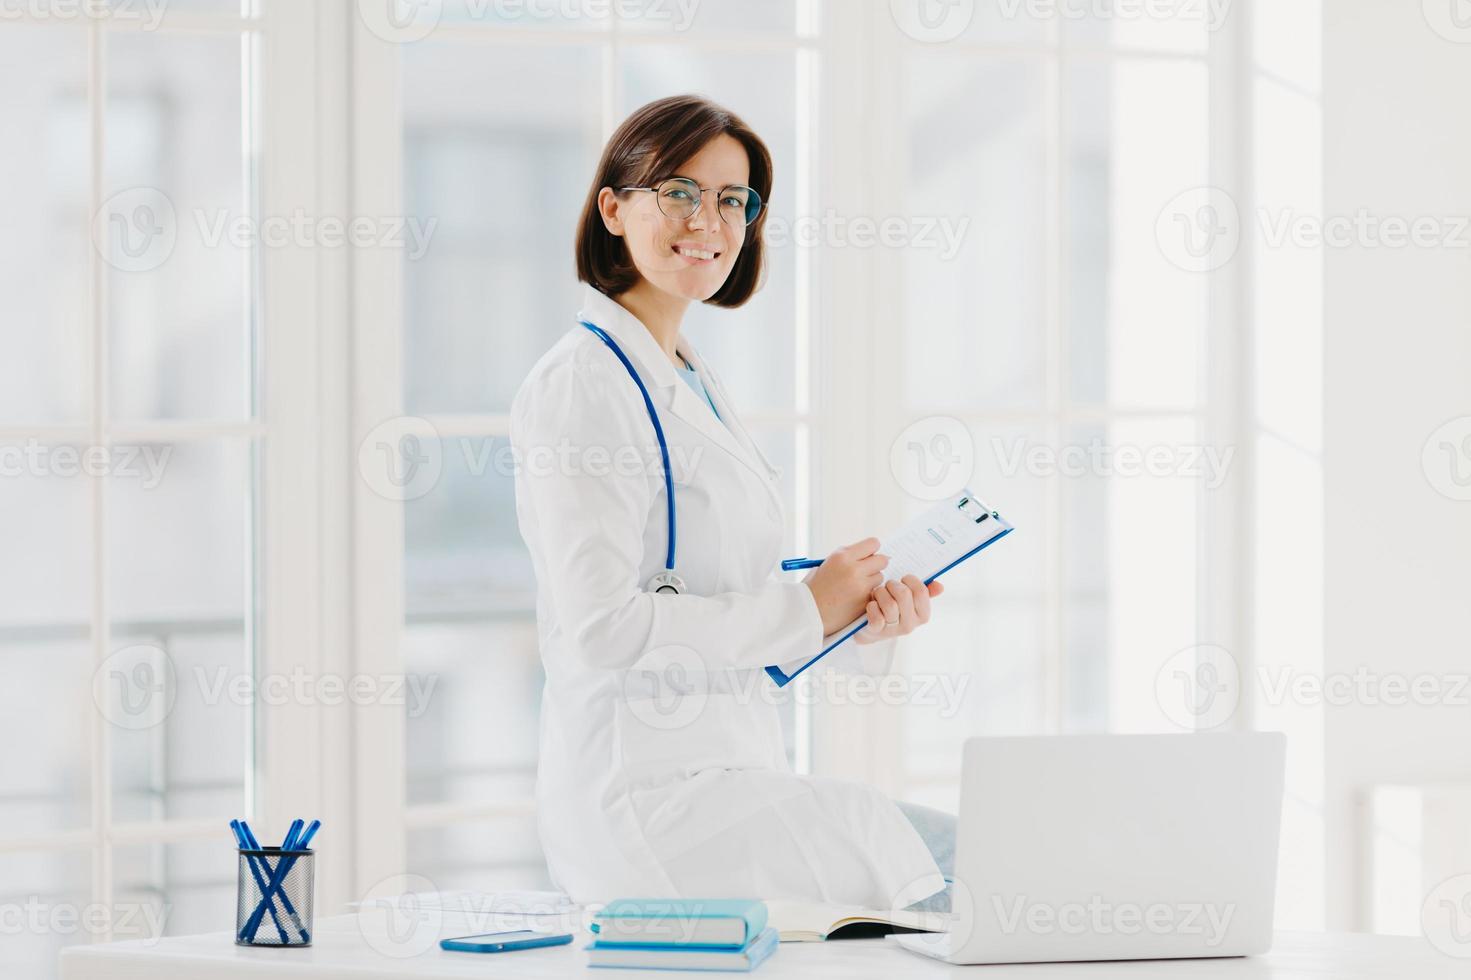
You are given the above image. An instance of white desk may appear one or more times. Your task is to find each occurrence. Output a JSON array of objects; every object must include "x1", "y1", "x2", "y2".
[{"x1": 59, "y1": 912, "x2": 1464, "y2": 979}]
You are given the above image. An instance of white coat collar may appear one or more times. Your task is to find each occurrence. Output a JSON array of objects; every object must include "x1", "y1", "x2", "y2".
[{"x1": 575, "y1": 285, "x2": 782, "y2": 502}]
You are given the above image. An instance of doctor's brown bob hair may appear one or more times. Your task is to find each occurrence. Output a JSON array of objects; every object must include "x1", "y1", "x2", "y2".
[{"x1": 575, "y1": 94, "x2": 773, "y2": 308}]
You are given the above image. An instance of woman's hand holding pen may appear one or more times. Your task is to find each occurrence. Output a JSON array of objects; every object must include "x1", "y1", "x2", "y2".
[
  {"x1": 802, "y1": 538, "x2": 944, "y2": 641},
  {"x1": 803, "y1": 538, "x2": 889, "y2": 635}
]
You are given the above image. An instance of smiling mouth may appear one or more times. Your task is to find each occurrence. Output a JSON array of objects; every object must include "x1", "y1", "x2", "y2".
[{"x1": 673, "y1": 245, "x2": 720, "y2": 261}]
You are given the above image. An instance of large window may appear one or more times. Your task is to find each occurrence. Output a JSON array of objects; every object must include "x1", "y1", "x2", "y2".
[
  {"x1": 865, "y1": 5, "x2": 1215, "y2": 812},
  {"x1": 372, "y1": 0, "x2": 821, "y2": 891},
  {"x1": 1, "y1": 4, "x2": 264, "y2": 974}
]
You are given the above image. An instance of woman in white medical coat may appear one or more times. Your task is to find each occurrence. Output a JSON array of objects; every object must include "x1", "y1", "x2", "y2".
[{"x1": 511, "y1": 95, "x2": 950, "y2": 910}]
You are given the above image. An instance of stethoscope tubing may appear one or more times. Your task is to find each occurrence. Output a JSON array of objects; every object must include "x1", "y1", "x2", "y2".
[{"x1": 578, "y1": 319, "x2": 677, "y2": 574}]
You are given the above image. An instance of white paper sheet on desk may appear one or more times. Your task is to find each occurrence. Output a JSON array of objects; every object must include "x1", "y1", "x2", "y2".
[{"x1": 765, "y1": 490, "x2": 1012, "y2": 687}]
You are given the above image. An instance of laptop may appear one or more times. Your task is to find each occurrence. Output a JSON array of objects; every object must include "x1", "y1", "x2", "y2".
[{"x1": 893, "y1": 732, "x2": 1285, "y2": 965}]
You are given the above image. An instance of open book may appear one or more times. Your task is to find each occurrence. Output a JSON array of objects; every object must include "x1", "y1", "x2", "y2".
[{"x1": 764, "y1": 899, "x2": 953, "y2": 942}]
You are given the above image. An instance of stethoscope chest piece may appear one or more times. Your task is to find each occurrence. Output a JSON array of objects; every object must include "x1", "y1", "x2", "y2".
[{"x1": 646, "y1": 570, "x2": 686, "y2": 595}]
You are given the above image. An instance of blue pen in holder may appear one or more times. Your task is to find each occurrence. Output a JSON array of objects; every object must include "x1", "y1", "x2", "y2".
[{"x1": 235, "y1": 844, "x2": 315, "y2": 947}]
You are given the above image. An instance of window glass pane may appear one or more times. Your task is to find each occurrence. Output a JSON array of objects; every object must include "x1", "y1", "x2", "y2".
[
  {"x1": 104, "y1": 31, "x2": 253, "y2": 422},
  {"x1": 408, "y1": 814, "x2": 551, "y2": 893},
  {"x1": 902, "y1": 57, "x2": 1047, "y2": 411},
  {"x1": 1068, "y1": 59, "x2": 1207, "y2": 409},
  {"x1": 1063, "y1": 0, "x2": 1214, "y2": 51},
  {"x1": 0, "y1": 463, "x2": 92, "y2": 836},
  {"x1": 1063, "y1": 418, "x2": 1199, "y2": 732},
  {"x1": 438, "y1": 0, "x2": 802, "y2": 34},
  {"x1": 402, "y1": 42, "x2": 601, "y2": 415},
  {"x1": 0, "y1": 851, "x2": 90, "y2": 975},
  {"x1": 0, "y1": 28, "x2": 88, "y2": 425},
  {"x1": 893, "y1": 420, "x2": 1048, "y2": 601},
  {"x1": 621, "y1": 48, "x2": 800, "y2": 413},
  {"x1": 0, "y1": 643, "x2": 91, "y2": 837},
  {"x1": 886, "y1": 0, "x2": 1047, "y2": 44},
  {"x1": 108, "y1": 629, "x2": 250, "y2": 824},
  {"x1": 108, "y1": 440, "x2": 249, "y2": 622},
  {"x1": 144, "y1": 0, "x2": 257, "y2": 12},
  {"x1": 894, "y1": 596, "x2": 1046, "y2": 814},
  {"x1": 405, "y1": 619, "x2": 541, "y2": 808},
  {"x1": 621, "y1": 0, "x2": 798, "y2": 35},
  {"x1": 403, "y1": 441, "x2": 539, "y2": 811},
  {"x1": 113, "y1": 839, "x2": 233, "y2": 941},
  {"x1": 108, "y1": 440, "x2": 251, "y2": 824},
  {"x1": 895, "y1": 422, "x2": 1048, "y2": 808},
  {"x1": 437, "y1": 0, "x2": 609, "y2": 30},
  {"x1": 0, "y1": 456, "x2": 93, "y2": 626},
  {"x1": 3, "y1": 0, "x2": 239, "y2": 18},
  {"x1": 405, "y1": 438, "x2": 531, "y2": 613}
]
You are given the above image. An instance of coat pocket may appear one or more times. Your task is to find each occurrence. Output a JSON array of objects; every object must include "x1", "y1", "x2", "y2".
[{"x1": 610, "y1": 666, "x2": 777, "y2": 791}]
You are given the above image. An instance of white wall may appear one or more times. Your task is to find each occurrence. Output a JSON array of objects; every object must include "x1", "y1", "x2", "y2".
[{"x1": 1322, "y1": 0, "x2": 1471, "y2": 931}]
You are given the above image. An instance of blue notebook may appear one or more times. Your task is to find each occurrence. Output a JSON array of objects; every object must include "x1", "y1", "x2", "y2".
[
  {"x1": 765, "y1": 491, "x2": 1014, "y2": 687},
  {"x1": 587, "y1": 926, "x2": 779, "y2": 971},
  {"x1": 590, "y1": 898, "x2": 767, "y2": 949}
]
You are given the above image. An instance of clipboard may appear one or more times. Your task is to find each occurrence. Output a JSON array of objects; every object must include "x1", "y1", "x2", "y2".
[{"x1": 764, "y1": 490, "x2": 1014, "y2": 687}]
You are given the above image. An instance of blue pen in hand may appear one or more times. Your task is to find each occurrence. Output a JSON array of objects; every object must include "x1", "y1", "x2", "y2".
[{"x1": 781, "y1": 557, "x2": 824, "y2": 571}]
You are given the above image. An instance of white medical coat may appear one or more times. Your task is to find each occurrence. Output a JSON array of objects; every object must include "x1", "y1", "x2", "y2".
[{"x1": 510, "y1": 284, "x2": 945, "y2": 909}]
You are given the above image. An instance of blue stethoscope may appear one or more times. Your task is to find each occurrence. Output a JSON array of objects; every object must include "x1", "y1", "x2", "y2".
[{"x1": 579, "y1": 319, "x2": 687, "y2": 596}]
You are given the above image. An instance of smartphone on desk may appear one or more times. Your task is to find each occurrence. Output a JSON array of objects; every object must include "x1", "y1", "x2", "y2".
[{"x1": 440, "y1": 930, "x2": 574, "y2": 953}]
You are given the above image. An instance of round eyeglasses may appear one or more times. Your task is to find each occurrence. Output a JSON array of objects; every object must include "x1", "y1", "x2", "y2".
[{"x1": 619, "y1": 177, "x2": 764, "y2": 227}]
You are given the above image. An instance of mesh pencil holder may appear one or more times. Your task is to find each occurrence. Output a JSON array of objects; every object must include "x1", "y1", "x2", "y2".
[{"x1": 235, "y1": 847, "x2": 315, "y2": 947}]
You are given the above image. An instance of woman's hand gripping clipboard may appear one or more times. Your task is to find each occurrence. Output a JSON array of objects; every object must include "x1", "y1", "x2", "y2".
[{"x1": 765, "y1": 491, "x2": 1013, "y2": 686}]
